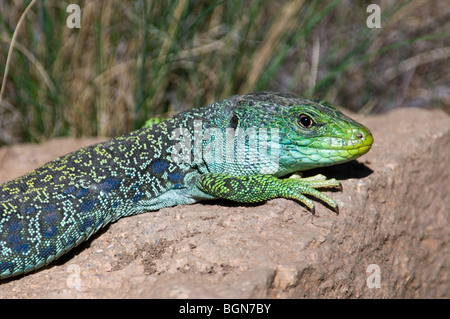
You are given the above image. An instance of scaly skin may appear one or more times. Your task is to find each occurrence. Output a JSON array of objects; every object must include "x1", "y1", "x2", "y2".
[{"x1": 0, "y1": 92, "x2": 373, "y2": 279}]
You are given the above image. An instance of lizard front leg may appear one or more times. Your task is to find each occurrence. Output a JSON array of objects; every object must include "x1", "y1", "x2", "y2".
[{"x1": 196, "y1": 173, "x2": 341, "y2": 214}]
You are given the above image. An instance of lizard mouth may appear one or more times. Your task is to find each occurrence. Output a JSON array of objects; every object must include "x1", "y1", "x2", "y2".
[
  {"x1": 285, "y1": 128, "x2": 373, "y2": 167},
  {"x1": 342, "y1": 127, "x2": 373, "y2": 155},
  {"x1": 323, "y1": 129, "x2": 373, "y2": 160},
  {"x1": 312, "y1": 129, "x2": 373, "y2": 152}
]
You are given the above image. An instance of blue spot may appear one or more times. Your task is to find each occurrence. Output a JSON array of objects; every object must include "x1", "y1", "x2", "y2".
[
  {"x1": 78, "y1": 217, "x2": 94, "y2": 233},
  {"x1": 76, "y1": 188, "x2": 89, "y2": 198},
  {"x1": 44, "y1": 226, "x2": 58, "y2": 238},
  {"x1": 151, "y1": 160, "x2": 169, "y2": 174},
  {"x1": 43, "y1": 211, "x2": 59, "y2": 224},
  {"x1": 14, "y1": 243, "x2": 30, "y2": 254},
  {"x1": 168, "y1": 171, "x2": 183, "y2": 182},
  {"x1": 80, "y1": 199, "x2": 96, "y2": 213},
  {"x1": 40, "y1": 246, "x2": 55, "y2": 259},
  {"x1": 8, "y1": 222, "x2": 22, "y2": 233},
  {"x1": 101, "y1": 178, "x2": 120, "y2": 192},
  {"x1": 0, "y1": 262, "x2": 13, "y2": 274},
  {"x1": 173, "y1": 183, "x2": 182, "y2": 189},
  {"x1": 43, "y1": 204, "x2": 56, "y2": 212},
  {"x1": 63, "y1": 186, "x2": 77, "y2": 194},
  {"x1": 132, "y1": 193, "x2": 145, "y2": 203},
  {"x1": 7, "y1": 234, "x2": 22, "y2": 245},
  {"x1": 95, "y1": 218, "x2": 104, "y2": 228},
  {"x1": 66, "y1": 237, "x2": 76, "y2": 247}
]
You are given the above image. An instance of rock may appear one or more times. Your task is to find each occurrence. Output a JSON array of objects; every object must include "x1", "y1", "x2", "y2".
[{"x1": 0, "y1": 108, "x2": 448, "y2": 298}]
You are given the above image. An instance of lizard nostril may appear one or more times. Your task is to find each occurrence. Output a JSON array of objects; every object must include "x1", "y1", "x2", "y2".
[{"x1": 355, "y1": 131, "x2": 364, "y2": 139}]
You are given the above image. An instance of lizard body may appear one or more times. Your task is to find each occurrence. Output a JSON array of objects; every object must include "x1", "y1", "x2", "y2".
[{"x1": 0, "y1": 92, "x2": 373, "y2": 279}]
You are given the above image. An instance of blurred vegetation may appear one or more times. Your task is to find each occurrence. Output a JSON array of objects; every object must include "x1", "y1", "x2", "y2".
[{"x1": 0, "y1": 0, "x2": 449, "y2": 145}]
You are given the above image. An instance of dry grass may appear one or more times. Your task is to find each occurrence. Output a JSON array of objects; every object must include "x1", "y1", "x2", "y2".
[{"x1": 0, "y1": 0, "x2": 448, "y2": 145}]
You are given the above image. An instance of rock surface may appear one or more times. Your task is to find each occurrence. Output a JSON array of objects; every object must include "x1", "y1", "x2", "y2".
[{"x1": 0, "y1": 108, "x2": 448, "y2": 298}]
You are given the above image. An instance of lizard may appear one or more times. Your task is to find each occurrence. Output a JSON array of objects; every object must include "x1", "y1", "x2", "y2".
[{"x1": 0, "y1": 91, "x2": 373, "y2": 279}]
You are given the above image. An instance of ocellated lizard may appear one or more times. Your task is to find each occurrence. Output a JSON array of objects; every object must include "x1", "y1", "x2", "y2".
[{"x1": 0, "y1": 92, "x2": 373, "y2": 279}]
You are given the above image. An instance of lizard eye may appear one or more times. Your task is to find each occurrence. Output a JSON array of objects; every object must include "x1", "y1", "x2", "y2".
[{"x1": 298, "y1": 114, "x2": 314, "y2": 128}]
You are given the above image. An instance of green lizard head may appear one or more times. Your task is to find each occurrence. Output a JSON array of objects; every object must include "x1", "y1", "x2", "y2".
[{"x1": 231, "y1": 92, "x2": 373, "y2": 175}]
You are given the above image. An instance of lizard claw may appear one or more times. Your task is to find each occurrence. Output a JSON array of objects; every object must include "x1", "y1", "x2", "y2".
[{"x1": 333, "y1": 204, "x2": 339, "y2": 215}]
